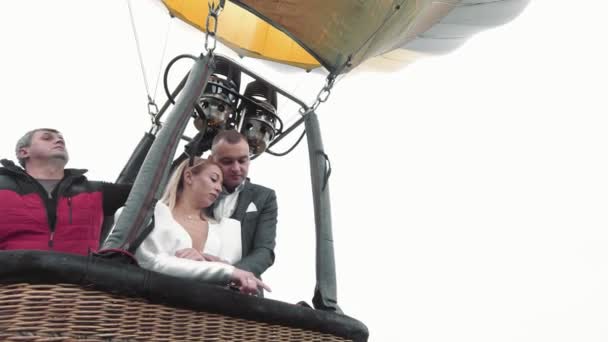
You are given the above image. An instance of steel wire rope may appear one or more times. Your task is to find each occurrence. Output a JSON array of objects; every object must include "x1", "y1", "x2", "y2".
[{"x1": 126, "y1": 0, "x2": 174, "y2": 119}]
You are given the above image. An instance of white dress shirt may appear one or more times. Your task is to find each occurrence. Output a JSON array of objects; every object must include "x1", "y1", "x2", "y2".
[{"x1": 213, "y1": 182, "x2": 245, "y2": 219}]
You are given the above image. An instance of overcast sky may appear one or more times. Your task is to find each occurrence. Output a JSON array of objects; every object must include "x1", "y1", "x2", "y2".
[{"x1": 1, "y1": 1, "x2": 607, "y2": 341}]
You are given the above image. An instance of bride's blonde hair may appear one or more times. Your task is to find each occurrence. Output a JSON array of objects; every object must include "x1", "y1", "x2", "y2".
[{"x1": 161, "y1": 157, "x2": 222, "y2": 210}]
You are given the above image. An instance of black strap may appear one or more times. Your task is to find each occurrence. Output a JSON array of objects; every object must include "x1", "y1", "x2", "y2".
[{"x1": 318, "y1": 151, "x2": 332, "y2": 191}]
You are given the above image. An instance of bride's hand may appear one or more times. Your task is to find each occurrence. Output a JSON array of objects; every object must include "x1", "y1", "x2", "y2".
[
  {"x1": 175, "y1": 248, "x2": 205, "y2": 261},
  {"x1": 202, "y1": 253, "x2": 229, "y2": 263}
]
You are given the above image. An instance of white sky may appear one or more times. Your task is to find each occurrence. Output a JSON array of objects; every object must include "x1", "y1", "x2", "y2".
[{"x1": 1, "y1": 1, "x2": 607, "y2": 341}]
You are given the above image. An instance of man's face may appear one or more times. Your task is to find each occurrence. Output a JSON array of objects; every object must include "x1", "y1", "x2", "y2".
[
  {"x1": 21, "y1": 130, "x2": 69, "y2": 165},
  {"x1": 212, "y1": 139, "x2": 250, "y2": 191}
]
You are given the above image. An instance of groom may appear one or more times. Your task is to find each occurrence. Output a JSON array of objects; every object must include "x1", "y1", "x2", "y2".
[{"x1": 209, "y1": 130, "x2": 278, "y2": 278}]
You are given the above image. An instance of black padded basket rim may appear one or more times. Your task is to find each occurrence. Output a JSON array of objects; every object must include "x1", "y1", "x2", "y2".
[{"x1": 0, "y1": 250, "x2": 368, "y2": 341}]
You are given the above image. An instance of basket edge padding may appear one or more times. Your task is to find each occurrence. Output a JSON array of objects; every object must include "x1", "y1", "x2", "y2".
[{"x1": 0, "y1": 250, "x2": 368, "y2": 341}]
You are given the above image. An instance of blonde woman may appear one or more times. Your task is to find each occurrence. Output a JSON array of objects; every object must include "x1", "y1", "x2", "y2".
[{"x1": 135, "y1": 157, "x2": 270, "y2": 295}]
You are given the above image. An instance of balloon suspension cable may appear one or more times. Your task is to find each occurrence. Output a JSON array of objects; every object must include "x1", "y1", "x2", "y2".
[
  {"x1": 204, "y1": 0, "x2": 226, "y2": 54},
  {"x1": 147, "y1": 96, "x2": 161, "y2": 134},
  {"x1": 268, "y1": 69, "x2": 344, "y2": 157},
  {"x1": 153, "y1": 15, "x2": 173, "y2": 101},
  {"x1": 267, "y1": 75, "x2": 334, "y2": 156},
  {"x1": 126, "y1": 0, "x2": 169, "y2": 134},
  {"x1": 299, "y1": 57, "x2": 351, "y2": 116},
  {"x1": 300, "y1": 73, "x2": 337, "y2": 116},
  {"x1": 126, "y1": 0, "x2": 151, "y2": 100},
  {"x1": 157, "y1": 0, "x2": 224, "y2": 129}
]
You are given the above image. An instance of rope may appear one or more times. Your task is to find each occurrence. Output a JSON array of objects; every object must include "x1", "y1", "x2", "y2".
[
  {"x1": 126, "y1": 0, "x2": 152, "y2": 101},
  {"x1": 153, "y1": 16, "x2": 173, "y2": 101}
]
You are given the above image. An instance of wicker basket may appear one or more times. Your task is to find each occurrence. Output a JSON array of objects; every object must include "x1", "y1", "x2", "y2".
[
  {"x1": 0, "y1": 251, "x2": 368, "y2": 341},
  {"x1": 0, "y1": 283, "x2": 349, "y2": 342}
]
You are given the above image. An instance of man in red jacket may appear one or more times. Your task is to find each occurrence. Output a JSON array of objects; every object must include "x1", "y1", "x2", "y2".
[{"x1": 0, "y1": 128, "x2": 130, "y2": 255}]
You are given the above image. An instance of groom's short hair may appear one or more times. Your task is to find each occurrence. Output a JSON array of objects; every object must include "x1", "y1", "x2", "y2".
[{"x1": 212, "y1": 130, "x2": 246, "y2": 148}]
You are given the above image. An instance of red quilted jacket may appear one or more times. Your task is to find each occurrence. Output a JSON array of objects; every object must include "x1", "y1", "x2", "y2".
[{"x1": 0, "y1": 160, "x2": 129, "y2": 255}]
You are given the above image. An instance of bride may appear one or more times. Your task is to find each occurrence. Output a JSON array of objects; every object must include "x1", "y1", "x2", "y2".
[{"x1": 135, "y1": 157, "x2": 270, "y2": 295}]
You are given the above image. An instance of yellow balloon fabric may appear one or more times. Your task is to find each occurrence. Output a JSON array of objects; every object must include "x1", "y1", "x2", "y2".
[
  {"x1": 163, "y1": 0, "x2": 320, "y2": 70},
  {"x1": 162, "y1": 0, "x2": 530, "y2": 74}
]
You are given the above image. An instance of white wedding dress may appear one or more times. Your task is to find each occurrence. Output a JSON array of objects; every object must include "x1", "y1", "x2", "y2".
[{"x1": 135, "y1": 202, "x2": 242, "y2": 284}]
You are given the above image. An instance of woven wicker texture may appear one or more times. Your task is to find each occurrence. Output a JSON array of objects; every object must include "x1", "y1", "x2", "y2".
[{"x1": 0, "y1": 283, "x2": 350, "y2": 342}]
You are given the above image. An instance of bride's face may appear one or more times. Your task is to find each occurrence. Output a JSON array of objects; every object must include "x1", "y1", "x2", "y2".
[{"x1": 186, "y1": 164, "x2": 223, "y2": 208}]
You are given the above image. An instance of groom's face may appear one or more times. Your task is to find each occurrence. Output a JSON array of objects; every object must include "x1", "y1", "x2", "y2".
[{"x1": 213, "y1": 139, "x2": 250, "y2": 191}]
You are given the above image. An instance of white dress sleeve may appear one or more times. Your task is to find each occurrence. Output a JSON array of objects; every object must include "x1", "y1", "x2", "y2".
[{"x1": 135, "y1": 203, "x2": 235, "y2": 284}]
